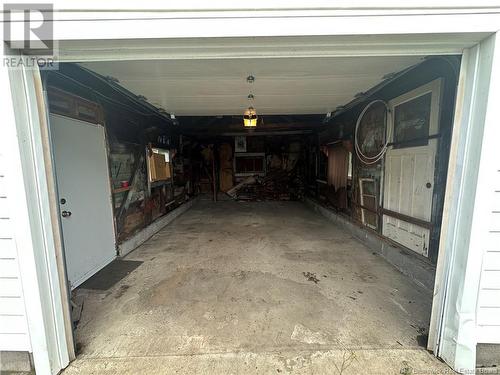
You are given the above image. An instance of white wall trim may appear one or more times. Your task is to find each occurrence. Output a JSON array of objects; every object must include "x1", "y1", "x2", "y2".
[
  {"x1": 431, "y1": 33, "x2": 499, "y2": 373},
  {"x1": 427, "y1": 47, "x2": 478, "y2": 355},
  {"x1": 42, "y1": 1, "x2": 500, "y2": 12},
  {"x1": 2, "y1": 60, "x2": 72, "y2": 374},
  {"x1": 57, "y1": 34, "x2": 490, "y2": 63},
  {"x1": 45, "y1": 14, "x2": 500, "y2": 45}
]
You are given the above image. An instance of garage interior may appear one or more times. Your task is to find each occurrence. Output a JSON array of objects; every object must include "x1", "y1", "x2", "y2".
[{"x1": 43, "y1": 54, "x2": 460, "y2": 372}]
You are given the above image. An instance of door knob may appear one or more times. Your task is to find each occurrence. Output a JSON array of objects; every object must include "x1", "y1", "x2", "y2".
[{"x1": 62, "y1": 210, "x2": 72, "y2": 218}]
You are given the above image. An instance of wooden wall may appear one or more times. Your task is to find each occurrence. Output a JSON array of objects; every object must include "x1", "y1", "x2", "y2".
[{"x1": 316, "y1": 56, "x2": 460, "y2": 263}]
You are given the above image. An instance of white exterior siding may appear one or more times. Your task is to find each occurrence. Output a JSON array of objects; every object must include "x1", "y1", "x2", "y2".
[
  {"x1": 472, "y1": 33, "x2": 500, "y2": 346},
  {"x1": 476, "y1": 167, "x2": 500, "y2": 342},
  {"x1": 0, "y1": 153, "x2": 31, "y2": 351}
]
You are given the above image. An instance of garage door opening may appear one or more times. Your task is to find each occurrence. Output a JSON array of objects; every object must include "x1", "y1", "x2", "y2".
[{"x1": 43, "y1": 55, "x2": 460, "y2": 373}]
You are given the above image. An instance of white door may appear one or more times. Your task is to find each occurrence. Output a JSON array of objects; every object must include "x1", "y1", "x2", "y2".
[
  {"x1": 50, "y1": 114, "x2": 116, "y2": 289},
  {"x1": 382, "y1": 79, "x2": 442, "y2": 257}
]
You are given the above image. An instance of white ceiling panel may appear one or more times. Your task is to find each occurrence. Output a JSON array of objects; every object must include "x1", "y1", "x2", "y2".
[{"x1": 81, "y1": 56, "x2": 423, "y2": 115}]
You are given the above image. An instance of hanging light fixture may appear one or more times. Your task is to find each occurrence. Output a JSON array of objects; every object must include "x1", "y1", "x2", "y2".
[{"x1": 243, "y1": 106, "x2": 258, "y2": 127}]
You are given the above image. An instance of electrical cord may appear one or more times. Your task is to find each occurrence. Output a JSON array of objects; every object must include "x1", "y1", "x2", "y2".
[{"x1": 354, "y1": 99, "x2": 391, "y2": 165}]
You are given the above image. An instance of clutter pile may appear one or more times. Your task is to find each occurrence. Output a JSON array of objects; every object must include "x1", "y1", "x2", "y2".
[{"x1": 226, "y1": 168, "x2": 304, "y2": 201}]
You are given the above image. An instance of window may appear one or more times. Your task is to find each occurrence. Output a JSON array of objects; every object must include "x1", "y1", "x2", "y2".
[
  {"x1": 234, "y1": 153, "x2": 265, "y2": 176},
  {"x1": 393, "y1": 92, "x2": 432, "y2": 148},
  {"x1": 359, "y1": 178, "x2": 378, "y2": 230}
]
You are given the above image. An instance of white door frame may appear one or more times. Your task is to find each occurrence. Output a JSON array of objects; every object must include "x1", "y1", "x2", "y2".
[
  {"x1": 2, "y1": 58, "x2": 74, "y2": 373},
  {"x1": 428, "y1": 33, "x2": 500, "y2": 372},
  {"x1": 3, "y1": 6, "x2": 500, "y2": 373}
]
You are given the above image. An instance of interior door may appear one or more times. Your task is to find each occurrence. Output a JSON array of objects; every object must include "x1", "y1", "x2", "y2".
[
  {"x1": 50, "y1": 114, "x2": 116, "y2": 289},
  {"x1": 382, "y1": 79, "x2": 442, "y2": 257}
]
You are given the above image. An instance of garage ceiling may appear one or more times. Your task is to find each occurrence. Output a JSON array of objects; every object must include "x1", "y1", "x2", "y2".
[{"x1": 81, "y1": 56, "x2": 423, "y2": 116}]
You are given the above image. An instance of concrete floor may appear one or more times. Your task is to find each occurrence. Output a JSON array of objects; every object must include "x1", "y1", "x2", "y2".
[{"x1": 64, "y1": 201, "x2": 452, "y2": 374}]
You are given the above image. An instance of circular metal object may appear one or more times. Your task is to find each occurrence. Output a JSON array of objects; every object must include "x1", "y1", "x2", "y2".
[{"x1": 354, "y1": 99, "x2": 391, "y2": 165}]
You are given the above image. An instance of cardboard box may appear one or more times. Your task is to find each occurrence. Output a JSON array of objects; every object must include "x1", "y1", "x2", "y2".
[{"x1": 148, "y1": 153, "x2": 171, "y2": 181}]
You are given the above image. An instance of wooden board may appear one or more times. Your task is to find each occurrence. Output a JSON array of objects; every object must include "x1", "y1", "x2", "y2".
[{"x1": 219, "y1": 143, "x2": 233, "y2": 192}]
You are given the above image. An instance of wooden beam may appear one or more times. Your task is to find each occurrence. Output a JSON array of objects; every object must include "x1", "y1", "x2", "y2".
[{"x1": 380, "y1": 208, "x2": 432, "y2": 229}]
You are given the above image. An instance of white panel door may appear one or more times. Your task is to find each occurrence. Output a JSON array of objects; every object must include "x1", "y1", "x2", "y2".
[
  {"x1": 382, "y1": 79, "x2": 442, "y2": 257},
  {"x1": 50, "y1": 114, "x2": 116, "y2": 289}
]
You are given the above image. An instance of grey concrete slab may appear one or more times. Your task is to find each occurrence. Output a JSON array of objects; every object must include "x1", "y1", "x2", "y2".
[
  {"x1": 304, "y1": 198, "x2": 436, "y2": 292},
  {"x1": 118, "y1": 197, "x2": 198, "y2": 257},
  {"x1": 65, "y1": 201, "x2": 451, "y2": 374},
  {"x1": 0, "y1": 351, "x2": 33, "y2": 373}
]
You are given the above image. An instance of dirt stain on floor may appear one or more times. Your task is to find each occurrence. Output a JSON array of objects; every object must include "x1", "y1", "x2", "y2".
[
  {"x1": 117, "y1": 267, "x2": 347, "y2": 351},
  {"x1": 303, "y1": 272, "x2": 320, "y2": 284},
  {"x1": 115, "y1": 284, "x2": 130, "y2": 299}
]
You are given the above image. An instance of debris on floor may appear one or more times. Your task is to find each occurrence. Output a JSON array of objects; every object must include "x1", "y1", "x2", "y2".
[
  {"x1": 227, "y1": 169, "x2": 304, "y2": 201},
  {"x1": 226, "y1": 176, "x2": 257, "y2": 199},
  {"x1": 303, "y1": 271, "x2": 320, "y2": 284},
  {"x1": 70, "y1": 295, "x2": 84, "y2": 329}
]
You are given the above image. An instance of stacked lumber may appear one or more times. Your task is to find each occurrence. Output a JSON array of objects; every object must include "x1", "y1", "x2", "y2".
[{"x1": 226, "y1": 176, "x2": 256, "y2": 199}]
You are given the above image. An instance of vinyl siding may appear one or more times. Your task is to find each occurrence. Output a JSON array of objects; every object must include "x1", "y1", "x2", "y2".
[
  {"x1": 0, "y1": 153, "x2": 31, "y2": 351},
  {"x1": 476, "y1": 168, "x2": 500, "y2": 342}
]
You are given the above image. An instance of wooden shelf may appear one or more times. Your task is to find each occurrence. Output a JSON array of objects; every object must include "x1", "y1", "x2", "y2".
[{"x1": 150, "y1": 179, "x2": 172, "y2": 189}]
